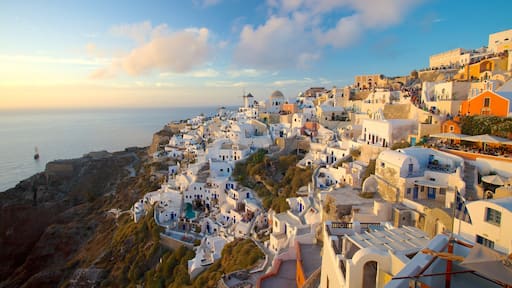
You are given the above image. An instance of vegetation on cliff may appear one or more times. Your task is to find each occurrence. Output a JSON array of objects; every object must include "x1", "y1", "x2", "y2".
[
  {"x1": 191, "y1": 238, "x2": 264, "y2": 288},
  {"x1": 233, "y1": 149, "x2": 313, "y2": 213},
  {"x1": 460, "y1": 115, "x2": 512, "y2": 138}
]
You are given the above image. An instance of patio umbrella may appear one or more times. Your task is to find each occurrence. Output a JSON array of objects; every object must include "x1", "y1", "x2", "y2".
[
  {"x1": 481, "y1": 174, "x2": 508, "y2": 186},
  {"x1": 429, "y1": 132, "x2": 468, "y2": 140},
  {"x1": 463, "y1": 134, "x2": 511, "y2": 144}
]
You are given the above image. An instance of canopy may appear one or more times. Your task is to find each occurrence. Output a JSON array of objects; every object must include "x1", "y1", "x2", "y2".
[
  {"x1": 460, "y1": 243, "x2": 512, "y2": 285},
  {"x1": 482, "y1": 174, "x2": 508, "y2": 186},
  {"x1": 463, "y1": 134, "x2": 511, "y2": 145},
  {"x1": 429, "y1": 132, "x2": 469, "y2": 140}
]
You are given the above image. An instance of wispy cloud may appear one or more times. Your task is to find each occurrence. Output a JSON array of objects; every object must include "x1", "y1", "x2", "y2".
[
  {"x1": 272, "y1": 78, "x2": 314, "y2": 87},
  {"x1": 193, "y1": 0, "x2": 222, "y2": 8},
  {"x1": 0, "y1": 54, "x2": 106, "y2": 66},
  {"x1": 235, "y1": 0, "x2": 423, "y2": 69},
  {"x1": 190, "y1": 68, "x2": 219, "y2": 78},
  {"x1": 109, "y1": 21, "x2": 154, "y2": 44},
  {"x1": 234, "y1": 15, "x2": 319, "y2": 69},
  {"x1": 91, "y1": 22, "x2": 212, "y2": 79},
  {"x1": 205, "y1": 80, "x2": 249, "y2": 87},
  {"x1": 227, "y1": 68, "x2": 265, "y2": 78},
  {"x1": 159, "y1": 68, "x2": 219, "y2": 78}
]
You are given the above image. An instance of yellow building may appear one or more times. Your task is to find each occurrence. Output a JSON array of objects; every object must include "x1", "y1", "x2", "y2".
[
  {"x1": 354, "y1": 74, "x2": 385, "y2": 90},
  {"x1": 455, "y1": 55, "x2": 509, "y2": 81}
]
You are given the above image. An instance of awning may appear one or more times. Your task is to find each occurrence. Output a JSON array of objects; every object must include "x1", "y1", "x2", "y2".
[
  {"x1": 429, "y1": 132, "x2": 469, "y2": 140},
  {"x1": 460, "y1": 244, "x2": 512, "y2": 285},
  {"x1": 414, "y1": 180, "x2": 448, "y2": 188},
  {"x1": 463, "y1": 134, "x2": 511, "y2": 145}
]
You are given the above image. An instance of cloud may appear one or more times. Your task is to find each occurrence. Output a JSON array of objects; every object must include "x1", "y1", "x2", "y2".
[
  {"x1": 234, "y1": 15, "x2": 319, "y2": 69},
  {"x1": 190, "y1": 68, "x2": 219, "y2": 78},
  {"x1": 110, "y1": 21, "x2": 154, "y2": 44},
  {"x1": 235, "y1": 0, "x2": 422, "y2": 69},
  {"x1": 319, "y1": 14, "x2": 363, "y2": 48},
  {"x1": 193, "y1": 0, "x2": 222, "y2": 8},
  {"x1": 227, "y1": 69, "x2": 264, "y2": 78},
  {"x1": 272, "y1": 78, "x2": 314, "y2": 87},
  {"x1": 91, "y1": 23, "x2": 212, "y2": 79},
  {"x1": 206, "y1": 80, "x2": 248, "y2": 88},
  {"x1": 0, "y1": 54, "x2": 105, "y2": 66},
  {"x1": 85, "y1": 43, "x2": 104, "y2": 58}
]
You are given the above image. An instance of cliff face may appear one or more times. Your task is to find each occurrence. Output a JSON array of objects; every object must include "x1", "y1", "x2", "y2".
[
  {"x1": 0, "y1": 149, "x2": 143, "y2": 288},
  {"x1": 148, "y1": 123, "x2": 186, "y2": 155}
]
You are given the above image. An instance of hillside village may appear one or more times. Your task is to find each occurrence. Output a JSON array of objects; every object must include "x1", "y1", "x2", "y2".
[{"x1": 131, "y1": 29, "x2": 512, "y2": 288}]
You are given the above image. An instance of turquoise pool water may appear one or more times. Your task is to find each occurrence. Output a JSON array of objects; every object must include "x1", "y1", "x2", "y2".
[{"x1": 185, "y1": 203, "x2": 196, "y2": 219}]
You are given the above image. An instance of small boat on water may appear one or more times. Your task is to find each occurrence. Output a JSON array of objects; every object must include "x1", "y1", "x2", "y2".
[{"x1": 34, "y1": 147, "x2": 40, "y2": 160}]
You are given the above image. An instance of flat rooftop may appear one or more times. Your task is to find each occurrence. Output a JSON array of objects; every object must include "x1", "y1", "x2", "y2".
[
  {"x1": 299, "y1": 243, "x2": 322, "y2": 279},
  {"x1": 261, "y1": 260, "x2": 296, "y2": 288},
  {"x1": 320, "y1": 186, "x2": 376, "y2": 206},
  {"x1": 274, "y1": 212, "x2": 302, "y2": 227},
  {"x1": 346, "y1": 226, "x2": 429, "y2": 255}
]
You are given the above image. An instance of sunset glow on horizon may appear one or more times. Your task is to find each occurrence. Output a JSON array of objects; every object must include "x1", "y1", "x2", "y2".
[{"x1": 1, "y1": 0, "x2": 511, "y2": 109}]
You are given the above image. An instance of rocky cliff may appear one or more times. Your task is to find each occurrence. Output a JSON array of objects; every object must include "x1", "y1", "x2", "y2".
[
  {"x1": 0, "y1": 148, "x2": 147, "y2": 288},
  {"x1": 148, "y1": 123, "x2": 186, "y2": 155}
]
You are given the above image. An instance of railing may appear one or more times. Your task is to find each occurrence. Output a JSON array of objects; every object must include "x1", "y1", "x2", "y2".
[
  {"x1": 332, "y1": 239, "x2": 341, "y2": 254},
  {"x1": 339, "y1": 259, "x2": 346, "y2": 278}
]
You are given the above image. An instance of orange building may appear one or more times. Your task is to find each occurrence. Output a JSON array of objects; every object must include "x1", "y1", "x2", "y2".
[
  {"x1": 441, "y1": 118, "x2": 462, "y2": 133},
  {"x1": 460, "y1": 90, "x2": 509, "y2": 117},
  {"x1": 281, "y1": 103, "x2": 298, "y2": 114}
]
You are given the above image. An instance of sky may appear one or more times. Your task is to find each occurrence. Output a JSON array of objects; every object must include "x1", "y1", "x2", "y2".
[{"x1": 0, "y1": 0, "x2": 511, "y2": 109}]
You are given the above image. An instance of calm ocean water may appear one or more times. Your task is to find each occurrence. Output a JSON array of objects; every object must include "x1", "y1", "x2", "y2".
[{"x1": 0, "y1": 106, "x2": 220, "y2": 192}]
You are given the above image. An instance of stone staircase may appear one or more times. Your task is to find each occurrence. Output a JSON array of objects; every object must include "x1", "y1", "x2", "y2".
[{"x1": 463, "y1": 162, "x2": 477, "y2": 200}]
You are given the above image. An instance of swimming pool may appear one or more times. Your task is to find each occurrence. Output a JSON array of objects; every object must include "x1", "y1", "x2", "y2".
[{"x1": 185, "y1": 203, "x2": 197, "y2": 220}]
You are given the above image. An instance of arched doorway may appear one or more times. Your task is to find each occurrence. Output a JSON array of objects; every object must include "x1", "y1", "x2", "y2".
[{"x1": 362, "y1": 261, "x2": 377, "y2": 288}]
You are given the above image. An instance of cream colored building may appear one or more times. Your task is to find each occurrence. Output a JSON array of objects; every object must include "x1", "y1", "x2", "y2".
[
  {"x1": 488, "y1": 29, "x2": 512, "y2": 53},
  {"x1": 354, "y1": 74, "x2": 384, "y2": 90},
  {"x1": 429, "y1": 48, "x2": 469, "y2": 68},
  {"x1": 421, "y1": 81, "x2": 471, "y2": 116}
]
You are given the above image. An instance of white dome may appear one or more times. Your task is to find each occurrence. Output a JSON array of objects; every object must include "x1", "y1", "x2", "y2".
[{"x1": 270, "y1": 90, "x2": 284, "y2": 98}]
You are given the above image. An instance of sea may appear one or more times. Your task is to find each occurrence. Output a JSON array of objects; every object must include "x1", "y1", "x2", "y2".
[{"x1": 0, "y1": 106, "x2": 222, "y2": 192}]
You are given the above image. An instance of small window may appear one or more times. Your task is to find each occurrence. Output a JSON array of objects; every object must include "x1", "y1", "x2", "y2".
[
  {"x1": 380, "y1": 162, "x2": 385, "y2": 168},
  {"x1": 449, "y1": 126, "x2": 454, "y2": 132},
  {"x1": 476, "y1": 235, "x2": 495, "y2": 249},
  {"x1": 484, "y1": 97, "x2": 490, "y2": 107},
  {"x1": 486, "y1": 207, "x2": 501, "y2": 226}
]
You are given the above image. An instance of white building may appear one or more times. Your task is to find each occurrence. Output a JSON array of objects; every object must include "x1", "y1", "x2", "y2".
[
  {"x1": 361, "y1": 89, "x2": 401, "y2": 117},
  {"x1": 360, "y1": 119, "x2": 417, "y2": 148},
  {"x1": 320, "y1": 222, "x2": 430, "y2": 288},
  {"x1": 453, "y1": 197, "x2": 512, "y2": 254},
  {"x1": 267, "y1": 90, "x2": 286, "y2": 114},
  {"x1": 372, "y1": 147, "x2": 466, "y2": 204},
  {"x1": 269, "y1": 194, "x2": 321, "y2": 252},
  {"x1": 188, "y1": 235, "x2": 229, "y2": 279},
  {"x1": 207, "y1": 139, "x2": 251, "y2": 164}
]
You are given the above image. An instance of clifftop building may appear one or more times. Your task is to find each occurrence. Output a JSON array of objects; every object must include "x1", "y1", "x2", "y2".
[{"x1": 488, "y1": 29, "x2": 512, "y2": 53}]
